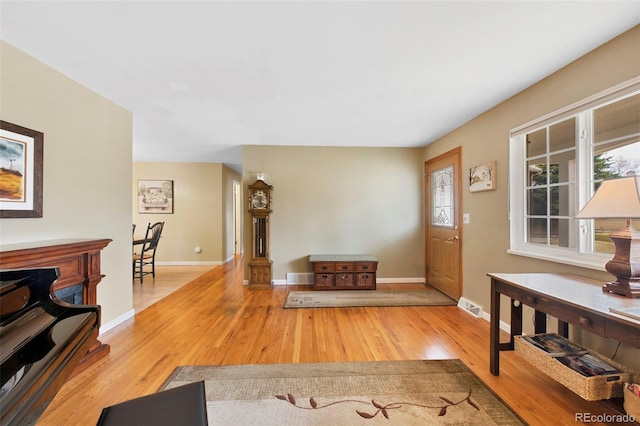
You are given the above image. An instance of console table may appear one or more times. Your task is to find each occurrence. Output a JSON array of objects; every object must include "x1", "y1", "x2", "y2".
[
  {"x1": 309, "y1": 255, "x2": 378, "y2": 290},
  {"x1": 0, "y1": 238, "x2": 112, "y2": 372},
  {"x1": 487, "y1": 273, "x2": 640, "y2": 376}
]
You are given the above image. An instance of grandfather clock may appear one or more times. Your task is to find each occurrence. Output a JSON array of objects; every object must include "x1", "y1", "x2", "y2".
[{"x1": 248, "y1": 179, "x2": 273, "y2": 285}]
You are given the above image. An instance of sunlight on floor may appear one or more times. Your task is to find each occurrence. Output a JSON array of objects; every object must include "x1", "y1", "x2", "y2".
[
  {"x1": 132, "y1": 265, "x2": 214, "y2": 313},
  {"x1": 422, "y1": 343, "x2": 454, "y2": 360}
]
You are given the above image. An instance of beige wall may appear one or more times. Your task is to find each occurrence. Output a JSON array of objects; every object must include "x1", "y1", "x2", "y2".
[
  {"x1": 243, "y1": 145, "x2": 425, "y2": 282},
  {"x1": 132, "y1": 162, "x2": 241, "y2": 264},
  {"x1": 423, "y1": 25, "x2": 640, "y2": 368},
  {"x1": 0, "y1": 41, "x2": 133, "y2": 327}
]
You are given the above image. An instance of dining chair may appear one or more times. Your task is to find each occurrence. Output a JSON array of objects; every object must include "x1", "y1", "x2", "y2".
[{"x1": 132, "y1": 221, "x2": 164, "y2": 284}]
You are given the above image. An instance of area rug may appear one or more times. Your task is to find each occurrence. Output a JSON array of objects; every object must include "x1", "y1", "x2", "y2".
[
  {"x1": 283, "y1": 289, "x2": 456, "y2": 308},
  {"x1": 160, "y1": 360, "x2": 524, "y2": 425}
]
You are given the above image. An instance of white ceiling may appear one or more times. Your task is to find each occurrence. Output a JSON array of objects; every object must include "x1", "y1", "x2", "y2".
[{"x1": 1, "y1": 1, "x2": 639, "y2": 173}]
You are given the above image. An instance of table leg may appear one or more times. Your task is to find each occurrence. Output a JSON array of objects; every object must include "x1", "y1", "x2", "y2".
[
  {"x1": 534, "y1": 310, "x2": 547, "y2": 334},
  {"x1": 558, "y1": 320, "x2": 569, "y2": 338},
  {"x1": 510, "y1": 298, "x2": 522, "y2": 348},
  {"x1": 490, "y1": 278, "x2": 501, "y2": 376}
]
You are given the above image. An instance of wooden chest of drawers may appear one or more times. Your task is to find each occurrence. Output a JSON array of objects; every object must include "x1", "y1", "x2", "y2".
[{"x1": 309, "y1": 255, "x2": 378, "y2": 290}]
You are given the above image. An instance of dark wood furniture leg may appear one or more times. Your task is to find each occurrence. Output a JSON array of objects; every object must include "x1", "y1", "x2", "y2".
[
  {"x1": 510, "y1": 298, "x2": 523, "y2": 348},
  {"x1": 558, "y1": 320, "x2": 569, "y2": 337},
  {"x1": 534, "y1": 310, "x2": 547, "y2": 334},
  {"x1": 490, "y1": 278, "x2": 501, "y2": 375}
]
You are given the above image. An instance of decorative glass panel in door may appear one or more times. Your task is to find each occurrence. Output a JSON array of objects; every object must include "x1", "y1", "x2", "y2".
[{"x1": 431, "y1": 166, "x2": 454, "y2": 228}]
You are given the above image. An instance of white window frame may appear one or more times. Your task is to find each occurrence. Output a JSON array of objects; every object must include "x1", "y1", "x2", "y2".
[{"x1": 508, "y1": 77, "x2": 640, "y2": 271}]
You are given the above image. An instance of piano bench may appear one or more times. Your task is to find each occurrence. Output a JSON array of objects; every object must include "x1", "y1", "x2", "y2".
[{"x1": 96, "y1": 381, "x2": 208, "y2": 426}]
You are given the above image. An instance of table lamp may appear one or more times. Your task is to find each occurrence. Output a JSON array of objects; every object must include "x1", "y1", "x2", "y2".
[{"x1": 575, "y1": 176, "x2": 640, "y2": 298}]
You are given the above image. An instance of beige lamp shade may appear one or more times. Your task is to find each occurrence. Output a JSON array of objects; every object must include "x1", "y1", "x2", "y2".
[{"x1": 575, "y1": 176, "x2": 640, "y2": 219}]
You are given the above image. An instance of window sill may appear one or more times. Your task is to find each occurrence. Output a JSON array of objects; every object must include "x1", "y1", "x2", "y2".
[{"x1": 507, "y1": 245, "x2": 609, "y2": 272}]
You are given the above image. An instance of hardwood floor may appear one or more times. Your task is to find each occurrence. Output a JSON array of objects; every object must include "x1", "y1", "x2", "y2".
[
  {"x1": 132, "y1": 265, "x2": 215, "y2": 312},
  {"x1": 39, "y1": 257, "x2": 623, "y2": 425}
]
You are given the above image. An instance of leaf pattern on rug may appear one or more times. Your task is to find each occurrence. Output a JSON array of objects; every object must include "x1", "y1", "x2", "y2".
[{"x1": 275, "y1": 389, "x2": 479, "y2": 420}]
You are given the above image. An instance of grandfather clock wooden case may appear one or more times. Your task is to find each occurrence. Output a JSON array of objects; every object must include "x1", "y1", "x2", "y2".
[{"x1": 248, "y1": 179, "x2": 273, "y2": 285}]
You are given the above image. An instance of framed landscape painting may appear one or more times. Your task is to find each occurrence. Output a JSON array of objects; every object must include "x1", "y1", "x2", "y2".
[
  {"x1": 469, "y1": 160, "x2": 497, "y2": 192},
  {"x1": 0, "y1": 121, "x2": 44, "y2": 218}
]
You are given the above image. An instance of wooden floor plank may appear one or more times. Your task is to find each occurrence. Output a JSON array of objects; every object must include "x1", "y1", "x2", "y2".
[{"x1": 37, "y1": 258, "x2": 623, "y2": 425}]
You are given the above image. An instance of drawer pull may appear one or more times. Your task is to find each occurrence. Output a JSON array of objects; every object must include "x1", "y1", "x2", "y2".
[
  {"x1": 342, "y1": 266, "x2": 348, "y2": 270},
  {"x1": 362, "y1": 266, "x2": 368, "y2": 270},
  {"x1": 525, "y1": 295, "x2": 537, "y2": 304},
  {"x1": 322, "y1": 266, "x2": 328, "y2": 270},
  {"x1": 322, "y1": 274, "x2": 328, "y2": 279},
  {"x1": 579, "y1": 316, "x2": 592, "y2": 326}
]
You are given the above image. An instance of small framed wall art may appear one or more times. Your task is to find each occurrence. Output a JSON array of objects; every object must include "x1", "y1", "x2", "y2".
[
  {"x1": 0, "y1": 121, "x2": 44, "y2": 218},
  {"x1": 138, "y1": 179, "x2": 174, "y2": 214},
  {"x1": 469, "y1": 160, "x2": 497, "y2": 192}
]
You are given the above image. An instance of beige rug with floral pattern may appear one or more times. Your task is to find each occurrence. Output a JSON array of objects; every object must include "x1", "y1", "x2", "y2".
[{"x1": 161, "y1": 360, "x2": 523, "y2": 425}]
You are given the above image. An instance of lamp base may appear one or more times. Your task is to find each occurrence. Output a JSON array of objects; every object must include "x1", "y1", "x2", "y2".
[
  {"x1": 603, "y1": 281, "x2": 640, "y2": 298},
  {"x1": 603, "y1": 223, "x2": 640, "y2": 298}
]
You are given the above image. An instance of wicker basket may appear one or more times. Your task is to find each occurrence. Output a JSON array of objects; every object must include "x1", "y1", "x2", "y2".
[
  {"x1": 514, "y1": 334, "x2": 637, "y2": 401},
  {"x1": 624, "y1": 385, "x2": 640, "y2": 419}
]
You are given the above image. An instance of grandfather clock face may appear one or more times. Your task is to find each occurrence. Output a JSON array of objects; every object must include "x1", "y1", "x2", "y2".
[
  {"x1": 251, "y1": 190, "x2": 268, "y2": 210},
  {"x1": 249, "y1": 180, "x2": 272, "y2": 215}
]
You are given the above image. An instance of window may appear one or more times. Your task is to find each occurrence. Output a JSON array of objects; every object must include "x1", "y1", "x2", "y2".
[{"x1": 509, "y1": 79, "x2": 640, "y2": 269}]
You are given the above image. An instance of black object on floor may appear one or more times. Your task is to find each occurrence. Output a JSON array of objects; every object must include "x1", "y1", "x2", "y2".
[{"x1": 96, "y1": 381, "x2": 207, "y2": 426}]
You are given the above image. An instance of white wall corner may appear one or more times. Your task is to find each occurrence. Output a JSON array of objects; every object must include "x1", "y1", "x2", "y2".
[{"x1": 99, "y1": 308, "x2": 135, "y2": 335}]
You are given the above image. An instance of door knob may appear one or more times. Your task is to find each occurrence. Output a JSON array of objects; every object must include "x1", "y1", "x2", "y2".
[{"x1": 447, "y1": 236, "x2": 459, "y2": 241}]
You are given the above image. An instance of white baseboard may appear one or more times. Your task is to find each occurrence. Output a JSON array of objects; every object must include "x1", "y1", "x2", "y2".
[
  {"x1": 99, "y1": 308, "x2": 135, "y2": 335},
  {"x1": 285, "y1": 272, "x2": 314, "y2": 285},
  {"x1": 376, "y1": 277, "x2": 426, "y2": 284},
  {"x1": 457, "y1": 297, "x2": 483, "y2": 318},
  {"x1": 459, "y1": 296, "x2": 511, "y2": 334}
]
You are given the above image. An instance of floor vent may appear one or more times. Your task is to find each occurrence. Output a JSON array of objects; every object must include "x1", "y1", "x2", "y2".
[
  {"x1": 457, "y1": 297, "x2": 483, "y2": 318},
  {"x1": 286, "y1": 273, "x2": 315, "y2": 285}
]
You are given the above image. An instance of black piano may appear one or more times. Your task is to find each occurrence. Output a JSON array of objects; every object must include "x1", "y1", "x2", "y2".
[{"x1": 0, "y1": 268, "x2": 100, "y2": 426}]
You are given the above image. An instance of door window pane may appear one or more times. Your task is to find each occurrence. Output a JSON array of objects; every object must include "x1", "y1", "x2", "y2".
[{"x1": 431, "y1": 166, "x2": 454, "y2": 228}]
